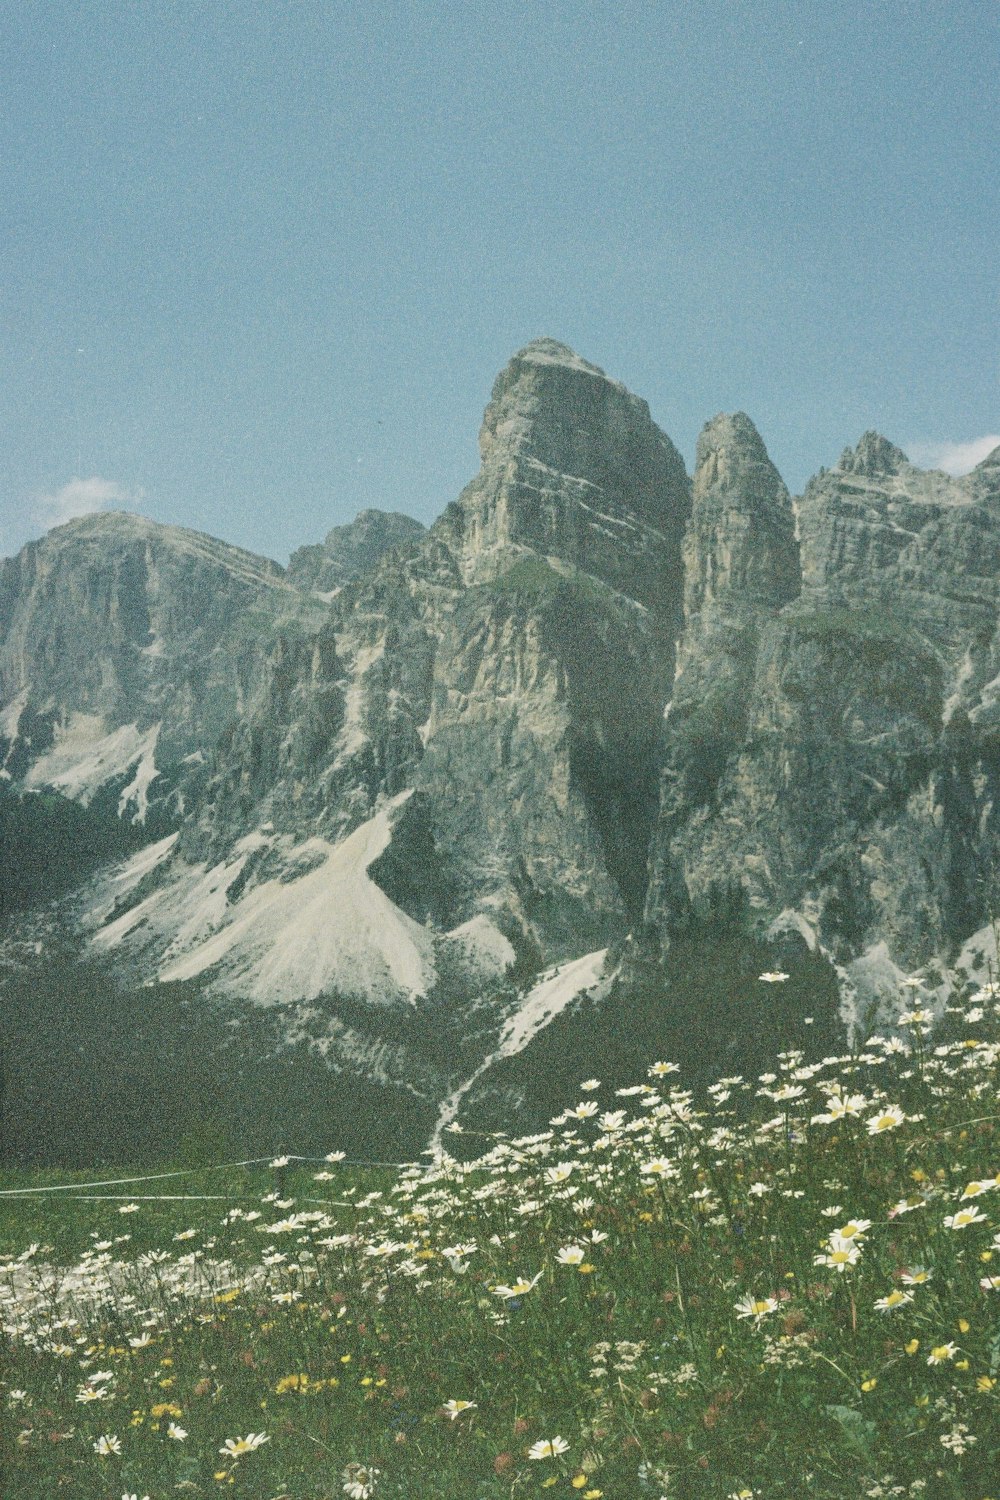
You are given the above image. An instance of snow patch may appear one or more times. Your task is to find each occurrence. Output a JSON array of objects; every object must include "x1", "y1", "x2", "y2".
[
  {"x1": 117, "y1": 725, "x2": 160, "y2": 822},
  {"x1": 24, "y1": 715, "x2": 161, "y2": 807},
  {"x1": 429, "y1": 948, "x2": 611, "y2": 1148},
  {"x1": 0, "y1": 688, "x2": 28, "y2": 743}
]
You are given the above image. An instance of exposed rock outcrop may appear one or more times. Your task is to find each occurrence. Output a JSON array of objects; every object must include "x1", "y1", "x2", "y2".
[
  {"x1": 287, "y1": 509, "x2": 426, "y2": 594},
  {"x1": 4, "y1": 341, "x2": 1000, "y2": 1108},
  {"x1": 645, "y1": 431, "x2": 1000, "y2": 1004}
]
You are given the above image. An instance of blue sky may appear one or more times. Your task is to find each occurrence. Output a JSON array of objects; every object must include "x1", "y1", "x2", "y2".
[{"x1": 2, "y1": 0, "x2": 997, "y2": 563}]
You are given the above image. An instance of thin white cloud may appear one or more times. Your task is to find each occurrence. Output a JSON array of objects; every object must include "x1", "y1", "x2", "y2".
[
  {"x1": 908, "y1": 435, "x2": 1000, "y2": 477},
  {"x1": 34, "y1": 476, "x2": 145, "y2": 531}
]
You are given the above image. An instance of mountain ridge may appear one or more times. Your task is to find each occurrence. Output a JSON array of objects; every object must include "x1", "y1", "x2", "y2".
[{"x1": 3, "y1": 339, "x2": 998, "y2": 1152}]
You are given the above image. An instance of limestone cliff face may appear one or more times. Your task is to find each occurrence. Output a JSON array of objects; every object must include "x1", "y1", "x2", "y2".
[
  {"x1": 6, "y1": 342, "x2": 1000, "y2": 1041},
  {"x1": 286, "y1": 509, "x2": 426, "y2": 594},
  {"x1": 453, "y1": 339, "x2": 690, "y2": 611},
  {"x1": 191, "y1": 340, "x2": 690, "y2": 957},
  {"x1": 409, "y1": 341, "x2": 690, "y2": 948},
  {"x1": 646, "y1": 431, "x2": 1000, "y2": 996},
  {"x1": 0, "y1": 341, "x2": 689, "y2": 1005},
  {"x1": 0, "y1": 512, "x2": 315, "y2": 822}
]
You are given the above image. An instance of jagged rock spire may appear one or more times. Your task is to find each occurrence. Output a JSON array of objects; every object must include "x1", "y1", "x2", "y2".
[
  {"x1": 684, "y1": 410, "x2": 800, "y2": 622},
  {"x1": 838, "y1": 431, "x2": 909, "y2": 477}
]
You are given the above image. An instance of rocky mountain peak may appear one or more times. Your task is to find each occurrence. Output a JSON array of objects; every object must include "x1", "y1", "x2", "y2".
[
  {"x1": 477, "y1": 337, "x2": 626, "y2": 468},
  {"x1": 838, "y1": 431, "x2": 909, "y2": 478},
  {"x1": 510, "y1": 337, "x2": 609, "y2": 376},
  {"x1": 287, "y1": 508, "x2": 426, "y2": 593},
  {"x1": 683, "y1": 411, "x2": 799, "y2": 620},
  {"x1": 694, "y1": 412, "x2": 779, "y2": 499},
  {"x1": 455, "y1": 340, "x2": 690, "y2": 610},
  {"x1": 975, "y1": 442, "x2": 1000, "y2": 473}
]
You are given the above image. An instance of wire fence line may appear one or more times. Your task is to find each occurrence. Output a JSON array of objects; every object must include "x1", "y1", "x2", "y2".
[{"x1": 0, "y1": 1151, "x2": 431, "y2": 1200}]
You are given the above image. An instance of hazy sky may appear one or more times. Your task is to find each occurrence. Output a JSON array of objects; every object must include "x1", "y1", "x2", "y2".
[{"x1": 2, "y1": 0, "x2": 997, "y2": 563}]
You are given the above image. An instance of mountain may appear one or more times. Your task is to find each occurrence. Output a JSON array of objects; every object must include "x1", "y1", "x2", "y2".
[
  {"x1": 646, "y1": 423, "x2": 1000, "y2": 1013},
  {"x1": 2, "y1": 339, "x2": 998, "y2": 1160},
  {"x1": 287, "y1": 509, "x2": 426, "y2": 594}
]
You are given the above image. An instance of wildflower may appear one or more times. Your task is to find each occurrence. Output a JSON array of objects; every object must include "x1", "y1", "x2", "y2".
[
  {"x1": 641, "y1": 1158, "x2": 674, "y2": 1177},
  {"x1": 648, "y1": 1060, "x2": 680, "y2": 1075},
  {"x1": 493, "y1": 1273, "x2": 542, "y2": 1298},
  {"x1": 814, "y1": 1241, "x2": 861, "y2": 1272},
  {"x1": 442, "y1": 1400, "x2": 477, "y2": 1420},
  {"x1": 867, "y1": 1105, "x2": 906, "y2": 1134},
  {"x1": 544, "y1": 1164, "x2": 574, "y2": 1185},
  {"x1": 888, "y1": 1196, "x2": 926, "y2": 1217},
  {"x1": 979, "y1": 1274, "x2": 1000, "y2": 1291},
  {"x1": 961, "y1": 1179, "x2": 997, "y2": 1198},
  {"x1": 118, "y1": 1203, "x2": 140, "y2": 1214},
  {"x1": 734, "y1": 1295, "x2": 779, "y2": 1321},
  {"x1": 977, "y1": 1375, "x2": 997, "y2": 1391},
  {"x1": 905, "y1": 1339, "x2": 920, "y2": 1354},
  {"x1": 219, "y1": 1433, "x2": 270, "y2": 1458},
  {"x1": 568, "y1": 1102, "x2": 599, "y2": 1119},
  {"x1": 927, "y1": 1343, "x2": 958, "y2": 1365},
  {"x1": 342, "y1": 1462, "x2": 380, "y2": 1498},
  {"x1": 901, "y1": 1268, "x2": 932, "y2": 1285},
  {"x1": 944, "y1": 1207, "x2": 988, "y2": 1230},
  {"x1": 836, "y1": 1219, "x2": 872, "y2": 1240},
  {"x1": 759, "y1": 972, "x2": 789, "y2": 983},
  {"x1": 861, "y1": 1377, "x2": 877, "y2": 1391},
  {"x1": 93, "y1": 1434, "x2": 122, "y2": 1455},
  {"x1": 528, "y1": 1436, "x2": 570, "y2": 1459},
  {"x1": 579, "y1": 1078, "x2": 601, "y2": 1090},
  {"x1": 940, "y1": 1424, "x2": 976, "y2": 1454},
  {"x1": 874, "y1": 1289, "x2": 913, "y2": 1312},
  {"x1": 556, "y1": 1245, "x2": 586, "y2": 1266},
  {"x1": 167, "y1": 1422, "x2": 187, "y2": 1440},
  {"x1": 325, "y1": 1150, "x2": 346, "y2": 1162},
  {"x1": 898, "y1": 1008, "x2": 932, "y2": 1026}
]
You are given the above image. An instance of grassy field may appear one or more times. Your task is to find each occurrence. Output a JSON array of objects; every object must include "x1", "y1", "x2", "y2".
[{"x1": 2, "y1": 978, "x2": 1000, "y2": 1499}]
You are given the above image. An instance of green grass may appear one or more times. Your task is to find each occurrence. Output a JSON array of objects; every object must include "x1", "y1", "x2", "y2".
[{"x1": 2, "y1": 977, "x2": 1000, "y2": 1499}]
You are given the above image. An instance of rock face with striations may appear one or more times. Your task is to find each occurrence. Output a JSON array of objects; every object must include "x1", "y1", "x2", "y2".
[
  {"x1": 645, "y1": 429, "x2": 1000, "y2": 1008},
  {"x1": 6, "y1": 337, "x2": 1000, "y2": 1129},
  {"x1": 412, "y1": 340, "x2": 690, "y2": 945},
  {"x1": 287, "y1": 509, "x2": 426, "y2": 594},
  {"x1": 0, "y1": 341, "x2": 690, "y2": 1019},
  {"x1": 0, "y1": 511, "x2": 317, "y2": 824}
]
